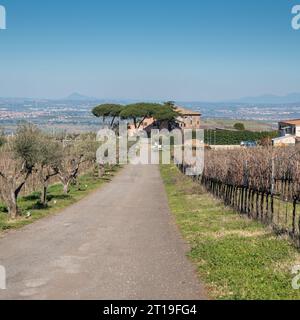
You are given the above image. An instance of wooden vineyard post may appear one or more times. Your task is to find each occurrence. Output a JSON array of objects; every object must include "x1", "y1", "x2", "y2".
[
  {"x1": 292, "y1": 196, "x2": 297, "y2": 236},
  {"x1": 271, "y1": 156, "x2": 275, "y2": 224}
]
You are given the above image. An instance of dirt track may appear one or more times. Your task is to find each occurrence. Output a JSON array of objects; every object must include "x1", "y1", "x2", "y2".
[{"x1": 0, "y1": 165, "x2": 206, "y2": 300}]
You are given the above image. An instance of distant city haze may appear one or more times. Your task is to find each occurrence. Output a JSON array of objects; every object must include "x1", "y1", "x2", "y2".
[
  {"x1": 0, "y1": 0, "x2": 299, "y2": 100},
  {"x1": 0, "y1": 96, "x2": 300, "y2": 134}
]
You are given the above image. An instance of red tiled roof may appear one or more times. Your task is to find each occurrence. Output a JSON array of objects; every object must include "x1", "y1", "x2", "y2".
[
  {"x1": 279, "y1": 119, "x2": 300, "y2": 126},
  {"x1": 175, "y1": 106, "x2": 202, "y2": 116}
]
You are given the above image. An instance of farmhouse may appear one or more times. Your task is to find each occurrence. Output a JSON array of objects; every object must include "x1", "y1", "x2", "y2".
[
  {"x1": 272, "y1": 119, "x2": 300, "y2": 146},
  {"x1": 127, "y1": 106, "x2": 202, "y2": 136},
  {"x1": 175, "y1": 106, "x2": 202, "y2": 130}
]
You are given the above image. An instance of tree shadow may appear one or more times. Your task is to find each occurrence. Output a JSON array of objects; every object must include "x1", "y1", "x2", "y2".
[
  {"x1": 0, "y1": 205, "x2": 8, "y2": 213},
  {"x1": 33, "y1": 202, "x2": 51, "y2": 210},
  {"x1": 23, "y1": 201, "x2": 51, "y2": 211},
  {"x1": 47, "y1": 194, "x2": 71, "y2": 201},
  {"x1": 22, "y1": 193, "x2": 72, "y2": 211},
  {"x1": 22, "y1": 193, "x2": 41, "y2": 201}
]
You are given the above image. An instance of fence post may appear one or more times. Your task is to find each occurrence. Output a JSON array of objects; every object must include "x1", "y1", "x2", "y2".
[{"x1": 292, "y1": 196, "x2": 297, "y2": 236}]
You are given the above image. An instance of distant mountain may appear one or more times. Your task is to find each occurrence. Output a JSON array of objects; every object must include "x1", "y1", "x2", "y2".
[
  {"x1": 64, "y1": 92, "x2": 99, "y2": 101},
  {"x1": 234, "y1": 93, "x2": 300, "y2": 104}
]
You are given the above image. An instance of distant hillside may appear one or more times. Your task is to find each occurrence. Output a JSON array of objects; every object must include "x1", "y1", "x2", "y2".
[
  {"x1": 234, "y1": 93, "x2": 300, "y2": 104},
  {"x1": 64, "y1": 93, "x2": 98, "y2": 101}
]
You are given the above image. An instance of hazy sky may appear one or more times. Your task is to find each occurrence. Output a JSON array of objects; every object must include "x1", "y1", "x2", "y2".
[{"x1": 0, "y1": 0, "x2": 299, "y2": 101}]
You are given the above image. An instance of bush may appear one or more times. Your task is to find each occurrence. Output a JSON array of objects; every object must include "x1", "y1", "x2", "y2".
[
  {"x1": 234, "y1": 123, "x2": 245, "y2": 131},
  {"x1": 204, "y1": 129, "x2": 277, "y2": 145}
]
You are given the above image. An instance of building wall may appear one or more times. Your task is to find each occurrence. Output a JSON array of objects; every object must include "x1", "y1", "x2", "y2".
[
  {"x1": 273, "y1": 135, "x2": 296, "y2": 146},
  {"x1": 127, "y1": 112, "x2": 201, "y2": 136},
  {"x1": 278, "y1": 122, "x2": 300, "y2": 138},
  {"x1": 178, "y1": 115, "x2": 201, "y2": 130},
  {"x1": 127, "y1": 118, "x2": 155, "y2": 137}
]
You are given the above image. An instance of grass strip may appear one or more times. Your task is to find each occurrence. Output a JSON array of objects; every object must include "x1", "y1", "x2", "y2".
[{"x1": 160, "y1": 164, "x2": 300, "y2": 300}]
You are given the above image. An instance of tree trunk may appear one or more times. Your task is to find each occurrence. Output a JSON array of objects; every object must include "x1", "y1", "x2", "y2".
[
  {"x1": 260, "y1": 192, "x2": 265, "y2": 222},
  {"x1": 98, "y1": 164, "x2": 105, "y2": 178},
  {"x1": 110, "y1": 116, "x2": 116, "y2": 128},
  {"x1": 7, "y1": 190, "x2": 18, "y2": 220},
  {"x1": 241, "y1": 187, "x2": 244, "y2": 213},
  {"x1": 292, "y1": 197, "x2": 297, "y2": 235},
  {"x1": 251, "y1": 190, "x2": 255, "y2": 218},
  {"x1": 256, "y1": 191, "x2": 259, "y2": 219},
  {"x1": 270, "y1": 194, "x2": 274, "y2": 224},
  {"x1": 9, "y1": 204, "x2": 18, "y2": 220},
  {"x1": 63, "y1": 182, "x2": 70, "y2": 195}
]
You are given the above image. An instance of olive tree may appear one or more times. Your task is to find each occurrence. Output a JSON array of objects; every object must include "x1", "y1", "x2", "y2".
[
  {"x1": 57, "y1": 133, "x2": 99, "y2": 194},
  {"x1": 37, "y1": 136, "x2": 63, "y2": 206},
  {"x1": 0, "y1": 124, "x2": 41, "y2": 219}
]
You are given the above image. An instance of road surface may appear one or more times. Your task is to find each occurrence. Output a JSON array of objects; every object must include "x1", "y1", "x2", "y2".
[{"x1": 0, "y1": 165, "x2": 207, "y2": 300}]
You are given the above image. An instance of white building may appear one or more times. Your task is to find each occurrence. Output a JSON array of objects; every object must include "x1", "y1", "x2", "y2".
[{"x1": 272, "y1": 120, "x2": 300, "y2": 146}]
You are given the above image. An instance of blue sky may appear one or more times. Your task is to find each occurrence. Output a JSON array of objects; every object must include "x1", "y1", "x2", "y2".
[{"x1": 0, "y1": 0, "x2": 299, "y2": 101}]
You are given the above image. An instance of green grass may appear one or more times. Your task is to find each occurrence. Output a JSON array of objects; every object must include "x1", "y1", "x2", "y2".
[
  {"x1": 0, "y1": 166, "x2": 121, "y2": 232},
  {"x1": 160, "y1": 165, "x2": 300, "y2": 300}
]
